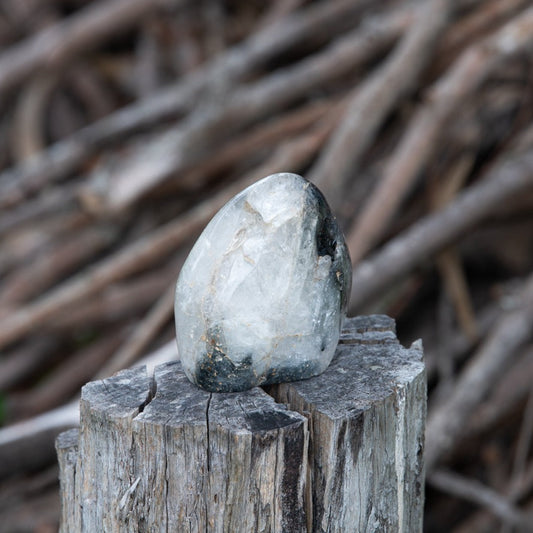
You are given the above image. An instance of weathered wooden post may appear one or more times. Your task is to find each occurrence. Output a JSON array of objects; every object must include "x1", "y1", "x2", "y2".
[{"x1": 57, "y1": 315, "x2": 425, "y2": 532}]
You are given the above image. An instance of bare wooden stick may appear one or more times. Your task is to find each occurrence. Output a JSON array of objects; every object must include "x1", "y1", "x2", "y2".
[
  {"x1": 0, "y1": 401, "x2": 79, "y2": 479},
  {"x1": 0, "y1": 225, "x2": 116, "y2": 306},
  {"x1": 11, "y1": 331, "x2": 125, "y2": 418},
  {"x1": 439, "y1": 0, "x2": 530, "y2": 60},
  {"x1": 436, "y1": 251, "x2": 478, "y2": 340},
  {"x1": 0, "y1": 211, "x2": 91, "y2": 294},
  {"x1": 453, "y1": 458, "x2": 533, "y2": 532},
  {"x1": 50, "y1": 265, "x2": 179, "y2": 331},
  {"x1": 427, "y1": 299, "x2": 501, "y2": 373},
  {"x1": 509, "y1": 459, "x2": 533, "y2": 503},
  {"x1": 431, "y1": 154, "x2": 478, "y2": 342},
  {"x1": 425, "y1": 272, "x2": 533, "y2": 471},
  {"x1": 10, "y1": 75, "x2": 56, "y2": 161},
  {"x1": 0, "y1": 185, "x2": 79, "y2": 238},
  {"x1": 428, "y1": 469, "x2": 532, "y2": 529},
  {"x1": 0, "y1": 0, "x2": 380, "y2": 209},
  {"x1": 83, "y1": 96, "x2": 339, "y2": 213},
  {"x1": 256, "y1": 0, "x2": 304, "y2": 29},
  {"x1": 464, "y1": 347, "x2": 533, "y2": 438},
  {"x1": 348, "y1": 148, "x2": 533, "y2": 313},
  {"x1": 309, "y1": 0, "x2": 449, "y2": 211},
  {"x1": 346, "y1": 7, "x2": 533, "y2": 263},
  {"x1": 96, "y1": 287, "x2": 174, "y2": 378},
  {"x1": 0, "y1": 0, "x2": 179, "y2": 97},
  {"x1": 0, "y1": 219, "x2": 196, "y2": 349},
  {"x1": 82, "y1": 11, "x2": 408, "y2": 214},
  {"x1": 508, "y1": 389, "x2": 533, "y2": 500},
  {"x1": 0, "y1": 338, "x2": 59, "y2": 391},
  {"x1": 67, "y1": 63, "x2": 116, "y2": 121},
  {"x1": 156, "y1": 96, "x2": 339, "y2": 195}
]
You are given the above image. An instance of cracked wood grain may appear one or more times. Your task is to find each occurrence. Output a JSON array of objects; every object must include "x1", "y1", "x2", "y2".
[{"x1": 57, "y1": 315, "x2": 425, "y2": 532}]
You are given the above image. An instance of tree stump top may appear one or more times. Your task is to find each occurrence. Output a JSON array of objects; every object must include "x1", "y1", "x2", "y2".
[
  {"x1": 58, "y1": 315, "x2": 426, "y2": 532},
  {"x1": 279, "y1": 315, "x2": 422, "y2": 419}
]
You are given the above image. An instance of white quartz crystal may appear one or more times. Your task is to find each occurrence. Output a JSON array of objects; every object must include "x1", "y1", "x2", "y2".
[{"x1": 175, "y1": 173, "x2": 351, "y2": 392}]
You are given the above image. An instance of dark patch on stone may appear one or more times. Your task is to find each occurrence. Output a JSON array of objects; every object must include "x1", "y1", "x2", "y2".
[
  {"x1": 263, "y1": 360, "x2": 322, "y2": 386},
  {"x1": 315, "y1": 213, "x2": 338, "y2": 260},
  {"x1": 306, "y1": 181, "x2": 338, "y2": 259},
  {"x1": 335, "y1": 245, "x2": 352, "y2": 313},
  {"x1": 195, "y1": 321, "x2": 326, "y2": 392},
  {"x1": 195, "y1": 325, "x2": 258, "y2": 392},
  {"x1": 304, "y1": 179, "x2": 351, "y2": 312},
  {"x1": 195, "y1": 347, "x2": 324, "y2": 392},
  {"x1": 194, "y1": 325, "x2": 257, "y2": 392},
  {"x1": 195, "y1": 350, "x2": 257, "y2": 392}
]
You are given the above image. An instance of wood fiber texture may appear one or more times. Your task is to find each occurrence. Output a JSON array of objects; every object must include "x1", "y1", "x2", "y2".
[{"x1": 57, "y1": 315, "x2": 425, "y2": 532}]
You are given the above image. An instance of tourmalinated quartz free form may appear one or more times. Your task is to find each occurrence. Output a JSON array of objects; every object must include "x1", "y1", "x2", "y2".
[{"x1": 174, "y1": 173, "x2": 351, "y2": 392}]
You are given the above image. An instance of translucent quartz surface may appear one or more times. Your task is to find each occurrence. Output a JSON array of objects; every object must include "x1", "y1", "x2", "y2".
[{"x1": 175, "y1": 173, "x2": 351, "y2": 392}]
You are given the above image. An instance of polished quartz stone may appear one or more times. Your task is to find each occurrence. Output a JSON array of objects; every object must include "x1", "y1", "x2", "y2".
[{"x1": 175, "y1": 173, "x2": 351, "y2": 392}]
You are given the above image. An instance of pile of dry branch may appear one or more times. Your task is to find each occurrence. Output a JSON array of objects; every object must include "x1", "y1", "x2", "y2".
[{"x1": 1, "y1": 0, "x2": 533, "y2": 531}]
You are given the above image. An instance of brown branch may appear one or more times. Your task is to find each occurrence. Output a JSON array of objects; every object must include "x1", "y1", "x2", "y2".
[
  {"x1": 96, "y1": 287, "x2": 174, "y2": 378},
  {"x1": 0, "y1": 208, "x2": 88, "y2": 279},
  {"x1": 0, "y1": 182, "x2": 79, "y2": 237},
  {"x1": 81, "y1": 11, "x2": 408, "y2": 214},
  {"x1": 67, "y1": 63, "x2": 116, "y2": 121},
  {"x1": 431, "y1": 154, "x2": 478, "y2": 342},
  {"x1": 435, "y1": 459, "x2": 533, "y2": 533},
  {"x1": 256, "y1": 0, "x2": 304, "y2": 29},
  {"x1": 241, "y1": 109, "x2": 340, "y2": 183},
  {"x1": 0, "y1": 218, "x2": 197, "y2": 350},
  {"x1": 0, "y1": 225, "x2": 117, "y2": 307},
  {"x1": 0, "y1": 0, "x2": 376, "y2": 209},
  {"x1": 425, "y1": 296, "x2": 503, "y2": 382},
  {"x1": 309, "y1": 0, "x2": 449, "y2": 212},
  {"x1": 84, "y1": 96, "x2": 339, "y2": 208},
  {"x1": 466, "y1": 347, "x2": 533, "y2": 440},
  {"x1": 0, "y1": 401, "x2": 79, "y2": 479},
  {"x1": 346, "y1": 6, "x2": 533, "y2": 263},
  {"x1": 425, "y1": 272, "x2": 533, "y2": 471},
  {"x1": 0, "y1": 338, "x2": 59, "y2": 392},
  {"x1": 428, "y1": 469, "x2": 532, "y2": 529},
  {"x1": 439, "y1": 0, "x2": 530, "y2": 61},
  {"x1": 348, "y1": 147, "x2": 533, "y2": 313},
  {"x1": 50, "y1": 264, "x2": 179, "y2": 331},
  {"x1": 509, "y1": 460, "x2": 533, "y2": 503},
  {"x1": 436, "y1": 250, "x2": 478, "y2": 341},
  {"x1": 0, "y1": 0, "x2": 179, "y2": 97},
  {"x1": 10, "y1": 331, "x2": 125, "y2": 419},
  {"x1": 509, "y1": 389, "x2": 533, "y2": 501},
  {"x1": 10, "y1": 75, "x2": 56, "y2": 162}
]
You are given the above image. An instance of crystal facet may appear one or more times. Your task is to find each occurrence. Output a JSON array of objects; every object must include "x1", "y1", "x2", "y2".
[{"x1": 175, "y1": 173, "x2": 351, "y2": 392}]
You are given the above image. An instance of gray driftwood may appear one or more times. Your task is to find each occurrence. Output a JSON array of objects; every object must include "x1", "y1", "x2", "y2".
[{"x1": 56, "y1": 315, "x2": 425, "y2": 532}]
